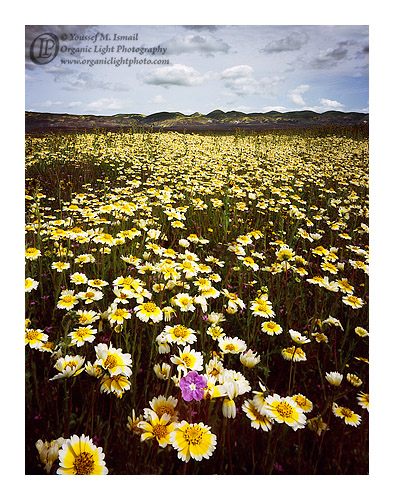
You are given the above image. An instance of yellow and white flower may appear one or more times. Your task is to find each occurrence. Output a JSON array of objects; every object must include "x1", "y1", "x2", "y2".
[
  {"x1": 57, "y1": 434, "x2": 108, "y2": 474},
  {"x1": 169, "y1": 420, "x2": 217, "y2": 462}
]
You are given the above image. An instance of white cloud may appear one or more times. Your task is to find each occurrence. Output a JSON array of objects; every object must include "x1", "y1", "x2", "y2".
[
  {"x1": 84, "y1": 98, "x2": 123, "y2": 113},
  {"x1": 221, "y1": 65, "x2": 284, "y2": 97},
  {"x1": 309, "y1": 43, "x2": 349, "y2": 69},
  {"x1": 143, "y1": 64, "x2": 210, "y2": 87},
  {"x1": 67, "y1": 101, "x2": 83, "y2": 109},
  {"x1": 164, "y1": 34, "x2": 230, "y2": 56},
  {"x1": 58, "y1": 72, "x2": 129, "y2": 92},
  {"x1": 261, "y1": 32, "x2": 309, "y2": 53},
  {"x1": 40, "y1": 100, "x2": 63, "y2": 107},
  {"x1": 288, "y1": 84, "x2": 310, "y2": 106},
  {"x1": 318, "y1": 98, "x2": 345, "y2": 110},
  {"x1": 151, "y1": 95, "x2": 165, "y2": 104},
  {"x1": 221, "y1": 65, "x2": 253, "y2": 79}
]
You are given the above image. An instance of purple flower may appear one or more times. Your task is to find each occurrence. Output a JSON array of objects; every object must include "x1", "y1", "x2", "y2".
[{"x1": 179, "y1": 371, "x2": 207, "y2": 402}]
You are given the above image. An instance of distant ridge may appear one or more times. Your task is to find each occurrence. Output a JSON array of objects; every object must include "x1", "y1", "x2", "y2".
[{"x1": 25, "y1": 109, "x2": 369, "y2": 134}]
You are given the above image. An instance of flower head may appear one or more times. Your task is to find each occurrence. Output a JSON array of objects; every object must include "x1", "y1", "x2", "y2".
[
  {"x1": 95, "y1": 343, "x2": 132, "y2": 378},
  {"x1": 170, "y1": 421, "x2": 217, "y2": 463},
  {"x1": 289, "y1": 329, "x2": 311, "y2": 345},
  {"x1": 162, "y1": 324, "x2": 197, "y2": 345},
  {"x1": 242, "y1": 399, "x2": 273, "y2": 431},
  {"x1": 240, "y1": 349, "x2": 261, "y2": 368},
  {"x1": 100, "y1": 374, "x2": 131, "y2": 398},
  {"x1": 57, "y1": 290, "x2": 79, "y2": 310},
  {"x1": 153, "y1": 362, "x2": 171, "y2": 380},
  {"x1": 77, "y1": 287, "x2": 103, "y2": 304},
  {"x1": 347, "y1": 373, "x2": 363, "y2": 387},
  {"x1": 25, "y1": 328, "x2": 48, "y2": 350},
  {"x1": 170, "y1": 345, "x2": 204, "y2": 373},
  {"x1": 25, "y1": 277, "x2": 39, "y2": 293},
  {"x1": 307, "y1": 415, "x2": 328, "y2": 436},
  {"x1": 145, "y1": 395, "x2": 179, "y2": 421},
  {"x1": 179, "y1": 371, "x2": 208, "y2": 402},
  {"x1": 264, "y1": 394, "x2": 307, "y2": 430},
  {"x1": 325, "y1": 371, "x2": 343, "y2": 386},
  {"x1": 138, "y1": 411, "x2": 178, "y2": 448},
  {"x1": 261, "y1": 321, "x2": 283, "y2": 336},
  {"x1": 68, "y1": 325, "x2": 97, "y2": 347},
  {"x1": 50, "y1": 355, "x2": 85, "y2": 381},
  {"x1": 36, "y1": 437, "x2": 65, "y2": 473},
  {"x1": 57, "y1": 434, "x2": 108, "y2": 474},
  {"x1": 342, "y1": 294, "x2": 364, "y2": 309},
  {"x1": 357, "y1": 391, "x2": 369, "y2": 411},
  {"x1": 291, "y1": 394, "x2": 313, "y2": 413},
  {"x1": 332, "y1": 403, "x2": 362, "y2": 426},
  {"x1": 218, "y1": 336, "x2": 247, "y2": 354},
  {"x1": 135, "y1": 301, "x2": 163, "y2": 323},
  {"x1": 52, "y1": 261, "x2": 70, "y2": 273},
  {"x1": 281, "y1": 346, "x2": 307, "y2": 362}
]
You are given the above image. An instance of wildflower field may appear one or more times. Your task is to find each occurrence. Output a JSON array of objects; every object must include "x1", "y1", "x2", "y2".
[{"x1": 25, "y1": 126, "x2": 369, "y2": 475}]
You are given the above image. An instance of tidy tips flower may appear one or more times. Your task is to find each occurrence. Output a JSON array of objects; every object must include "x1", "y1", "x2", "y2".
[
  {"x1": 264, "y1": 394, "x2": 307, "y2": 431},
  {"x1": 137, "y1": 411, "x2": 178, "y2": 448},
  {"x1": 57, "y1": 434, "x2": 108, "y2": 474},
  {"x1": 325, "y1": 371, "x2": 343, "y2": 386},
  {"x1": 170, "y1": 421, "x2": 217, "y2": 463}
]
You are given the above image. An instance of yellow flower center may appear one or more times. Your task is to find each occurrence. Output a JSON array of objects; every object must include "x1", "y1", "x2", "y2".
[
  {"x1": 277, "y1": 250, "x2": 293, "y2": 261},
  {"x1": 184, "y1": 425, "x2": 203, "y2": 445},
  {"x1": 85, "y1": 292, "x2": 95, "y2": 299},
  {"x1": 64, "y1": 361, "x2": 77, "y2": 370},
  {"x1": 340, "y1": 407, "x2": 354, "y2": 418},
  {"x1": 75, "y1": 328, "x2": 90, "y2": 339},
  {"x1": 209, "y1": 328, "x2": 222, "y2": 339},
  {"x1": 74, "y1": 451, "x2": 95, "y2": 474},
  {"x1": 182, "y1": 354, "x2": 193, "y2": 367},
  {"x1": 293, "y1": 395, "x2": 307, "y2": 407},
  {"x1": 275, "y1": 401, "x2": 295, "y2": 419},
  {"x1": 112, "y1": 309, "x2": 126, "y2": 320},
  {"x1": 26, "y1": 330, "x2": 40, "y2": 341},
  {"x1": 152, "y1": 424, "x2": 168, "y2": 439},
  {"x1": 104, "y1": 354, "x2": 118, "y2": 370},
  {"x1": 155, "y1": 404, "x2": 175, "y2": 418},
  {"x1": 172, "y1": 325, "x2": 189, "y2": 338},
  {"x1": 224, "y1": 343, "x2": 236, "y2": 351},
  {"x1": 265, "y1": 322, "x2": 277, "y2": 330},
  {"x1": 61, "y1": 295, "x2": 74, "y2": 303},
  {"x1": 143, "y1": 302, "x2": 158, "y2": 313}
]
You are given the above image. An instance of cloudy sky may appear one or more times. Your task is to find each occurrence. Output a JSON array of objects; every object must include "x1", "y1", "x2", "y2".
[{"x1": 25, "y1": 24, "x2": 368, "y2": 116}]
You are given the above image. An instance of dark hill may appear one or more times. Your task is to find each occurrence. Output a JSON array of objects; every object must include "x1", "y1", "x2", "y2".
[{"x1": 25, "y1": 109, "x2": 369, "y2": 134}]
